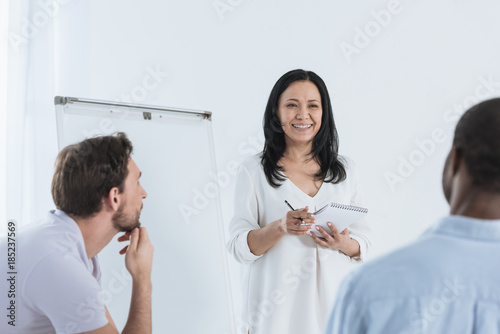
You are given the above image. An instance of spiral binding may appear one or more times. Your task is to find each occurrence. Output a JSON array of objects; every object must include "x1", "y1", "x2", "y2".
[
  {"x1": 329, "y1": 202, "x2": 368, "y2": 213},
  {"x1": 314, "y1": 202, "x2": 369, "y2": 215}
]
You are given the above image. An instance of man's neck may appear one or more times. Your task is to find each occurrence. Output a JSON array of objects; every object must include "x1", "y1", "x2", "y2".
[
  {"x1": 69, "y1": 213, "x2": 118, "y2": 259},
  {"x1": 450, "y1": 189, "x2": 500, "y2": 220}
]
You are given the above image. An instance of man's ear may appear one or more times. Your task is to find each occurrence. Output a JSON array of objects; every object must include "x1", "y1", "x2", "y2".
[
  {"x1": 105, "y1": 187, "x2": 121, "y2": 212},
  {"x1": 450, "y1": 146, "x2": 463, "y2": 176}
]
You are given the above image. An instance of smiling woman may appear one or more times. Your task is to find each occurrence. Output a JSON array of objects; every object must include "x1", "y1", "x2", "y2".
[
  {"x1": 227, "y1": 69, "x2": 372, "y2": 334},
  {"x1": 261, "y1": 70, "x2": 347, "y2": 190}
]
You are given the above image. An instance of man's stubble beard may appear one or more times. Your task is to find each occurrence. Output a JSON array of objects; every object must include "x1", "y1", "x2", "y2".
[{"x1": 112, "y1": 201, "x2": 142, "y2": 232}]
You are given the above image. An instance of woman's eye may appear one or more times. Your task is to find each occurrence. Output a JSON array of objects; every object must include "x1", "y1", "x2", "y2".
[
  {"x1": 309, "y1": 105, "x2": 318, "y2": 108},
  {"x1": 286, "y1": 103, "x2": 297, "y2": 108}
]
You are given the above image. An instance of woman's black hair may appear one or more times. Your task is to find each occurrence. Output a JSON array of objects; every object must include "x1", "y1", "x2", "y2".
[{"x1": 261, "y1": 69, "x2": 346, "y2": 188}]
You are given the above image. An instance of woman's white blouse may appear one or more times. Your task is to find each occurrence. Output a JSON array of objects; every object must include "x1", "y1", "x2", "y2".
[{"x1": 227, "y1": 154, "x2": 371, "y2": 334}]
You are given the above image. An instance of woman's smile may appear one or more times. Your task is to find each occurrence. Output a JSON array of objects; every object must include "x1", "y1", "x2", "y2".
[{"x1": 292, "y1": 123, "x2": 313, "y2": 131}]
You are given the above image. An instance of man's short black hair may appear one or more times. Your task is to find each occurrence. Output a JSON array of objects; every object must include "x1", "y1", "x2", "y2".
[{"x1": 453, "y1": 98, "x2": 500, "y2": 192}]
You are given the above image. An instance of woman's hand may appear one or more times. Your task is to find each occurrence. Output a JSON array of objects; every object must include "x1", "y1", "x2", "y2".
[
  {"x1": 309, "y1": 222, "x2": 360, "y2": 257},
  {"x1": 248, "y1": 207, "x2": 317, "y2": 256},
  {"x1": 280, "y1": 206, "x2": 316, "y2": 235}
]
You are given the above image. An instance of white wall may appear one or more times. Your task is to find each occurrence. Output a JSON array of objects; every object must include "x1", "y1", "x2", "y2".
[{"x1": 47, "y1": 0, "x2": 500, "y2": 329}]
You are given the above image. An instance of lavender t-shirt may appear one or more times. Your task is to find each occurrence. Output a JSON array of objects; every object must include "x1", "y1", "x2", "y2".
[{"x1": 0, "y1": 210, "x2": 108, "y2": 334}]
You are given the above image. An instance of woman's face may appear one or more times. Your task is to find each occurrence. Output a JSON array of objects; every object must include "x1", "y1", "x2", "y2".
[{"x1": 277, "y1": 80, "x2": 323, "y2": 147}]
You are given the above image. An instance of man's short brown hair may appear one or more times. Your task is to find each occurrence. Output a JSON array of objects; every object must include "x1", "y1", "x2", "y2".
[{"x1": 51, "y1": 132, "x2": 133, "y2": 218}]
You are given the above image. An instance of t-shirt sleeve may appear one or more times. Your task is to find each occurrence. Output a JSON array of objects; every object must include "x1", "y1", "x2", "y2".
[
  {"x1": 226, "y1": 162, "x2": 263, "y2": 264},
  {"x1": 23, "y1": 253, "x2": 109, "y2": 333}
]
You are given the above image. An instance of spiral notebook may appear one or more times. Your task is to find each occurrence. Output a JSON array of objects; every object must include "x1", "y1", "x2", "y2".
[{"x1": 310, "y1": 202, "x2": 368, "y2": 237}]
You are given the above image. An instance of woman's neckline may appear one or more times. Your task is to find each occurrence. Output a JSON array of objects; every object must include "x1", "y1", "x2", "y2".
[{"x1": 279, "y1": 170, "x2": 324, "y2": 199}]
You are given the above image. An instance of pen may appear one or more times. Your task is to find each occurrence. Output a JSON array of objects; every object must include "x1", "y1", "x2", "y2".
[{"x1": 284, "y1": 200, "x2": 304, "y2": 223}]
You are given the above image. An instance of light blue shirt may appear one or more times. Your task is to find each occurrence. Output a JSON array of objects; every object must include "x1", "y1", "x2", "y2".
[{"x1": 324, "y1": 215, "x2": 500, "y2": 334}]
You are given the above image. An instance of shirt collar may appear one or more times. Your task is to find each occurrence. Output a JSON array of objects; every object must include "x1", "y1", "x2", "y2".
[
  {"x1": 51, "y1": 209, "x2": 80, "y2": 229},
  {"x1": 50, "y1": 209, "x2": 87, "y2": 253},
  {"x1": 426, "y1": 215, "x2": 500, "y2": 241},
  {"x1": 50, "y1": 209, "x2": 98, "y2": 274}
]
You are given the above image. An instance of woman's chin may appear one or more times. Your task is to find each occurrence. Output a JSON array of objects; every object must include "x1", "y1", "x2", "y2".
[{"x1": 286, "y1": 134, "x2": 316, "y2": 146}]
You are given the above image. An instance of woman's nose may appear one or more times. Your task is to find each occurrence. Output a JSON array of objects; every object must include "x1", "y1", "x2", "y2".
[{"x1": 296, "y1": 107, "x2": 308, "y2": 120}]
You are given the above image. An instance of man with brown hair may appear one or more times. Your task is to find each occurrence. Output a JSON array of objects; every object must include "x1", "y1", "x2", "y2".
[{"x1": 0, "y1": 132, "x2": 154, "y2": 334}]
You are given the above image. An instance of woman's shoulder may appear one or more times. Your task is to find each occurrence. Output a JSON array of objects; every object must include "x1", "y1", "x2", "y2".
[
  {"x1": 339, "y1": 155, "x2": 355, "y2": 172},
  {"x1": 336, "y1": 155, "x2": 358, "y2": 185},
  {"x1": 239, "y1": 153, "x2": 264, "y2": 176}
]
